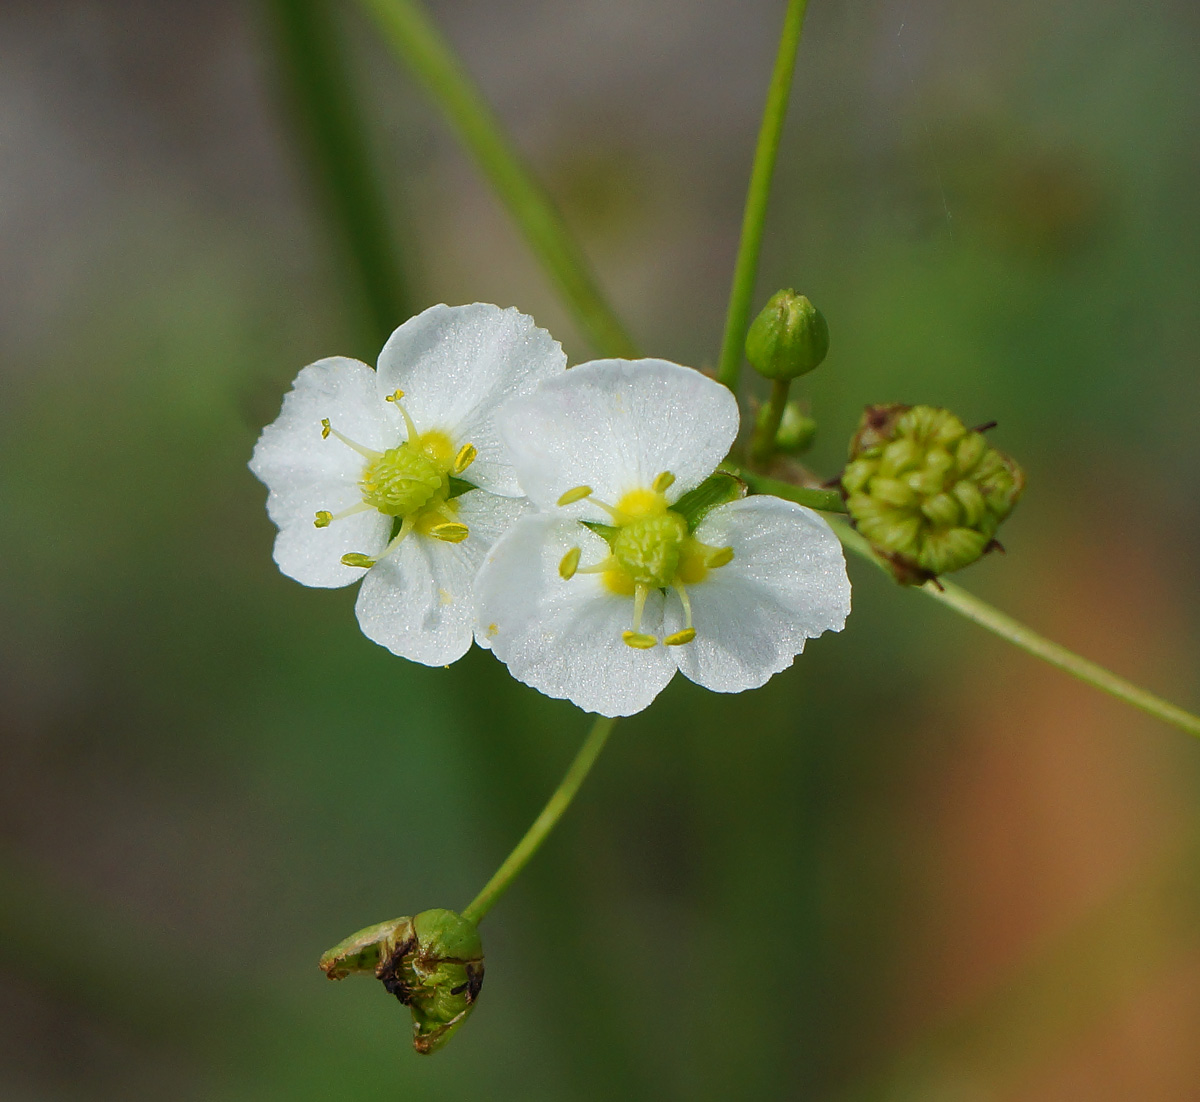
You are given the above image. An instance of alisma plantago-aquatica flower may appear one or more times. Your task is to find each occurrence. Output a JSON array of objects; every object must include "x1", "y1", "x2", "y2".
[
  {"x1": 249, "y1": 303, "x2": 565, "y2": 664},
  {"x1": 475, "y1": 359, "x2": 852, "y2": 716}
]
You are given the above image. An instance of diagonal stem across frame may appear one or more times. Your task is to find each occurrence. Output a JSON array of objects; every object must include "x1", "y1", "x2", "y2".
[{"x1": 751, "y1": 471, "x2": 1200, "y2": 740}]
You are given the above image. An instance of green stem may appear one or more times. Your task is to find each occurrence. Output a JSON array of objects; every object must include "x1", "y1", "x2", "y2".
[
  {"x1": 356, "y1": 0, "x2": 638, "y2": 359},
  {"x1": 740, "y1": 470, "x2": 849, "y2": 513},
  {"x1": 266, "y1": 0, "x2": 410, "y2": 349},
  {"x1": 749, "y1": 378, "x2": 793, "y2": 464},
  {"x1": 462, "y1": 715, "x2": 617, "y2": 925},
  {"x1": 828, "y1": 517, "x2": 1200, "y2": 740},
  {"x1": 716, "y1": 0, "x2": 811, "y2": 392}
]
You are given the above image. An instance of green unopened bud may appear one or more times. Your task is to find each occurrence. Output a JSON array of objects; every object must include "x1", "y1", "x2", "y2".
[
  {"x1": 842, "y1": 404, "x2": 1025, "y2": 584},
  {"x1": 762, "y1": 400, "x2": 817, "y2": 454},
  {"x1": 319, "y1": 908, "x2": 484, "y2": 1055},
  {"x1": 745, "y1": 290, "x2": 829, "y2": 381}
]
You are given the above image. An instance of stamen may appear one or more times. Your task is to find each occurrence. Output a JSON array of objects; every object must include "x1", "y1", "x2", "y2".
[
  {"x1": 622, "y1": 631, "x2": 659, "y2": 649},
  {"x1": 452, "y1": 443, "x2": 477, "y2": 475},
  {"x1": 383, "y1": 389, "x2": 419, "y2": 441},
  {"x1": 664, "y1": 629, "x2": 696, "y2": 646},
  {"x1": 341, "y1": 553, "x2": 377, "y2": 568},
  {"x1": 378, "y1": 514, "x2": 417, "y2": 559},
  {"x1": 707, "y1": 546, "x2": 735, "y2": 569},
  {"x1": 313, "y1": 502, "x2": 373, "y2": 528},
  {"x1": 630, "y1": 584, "x2": 649, "y2": 633},
  {"x1": 429, "y1": 522, "x2": 470, "y2": 543},
  {"x1": 575, "y1": 555, "x2": 619, "y2": 575},
  {"x1": 665, "y1": 584, "x2": 696, "y2": 645},
  {"x1": 652, "y1": 471, "x2": 676, "y2": 493},
  {"x1": 557, "y1": 484, "x2": 593, "y2": 506},
  {"x1": 321, "y1": 420, "x2": 381, "y2": 460},
  {"x1": 559, "y1": 547, "x2": 581, "y2": 579}
]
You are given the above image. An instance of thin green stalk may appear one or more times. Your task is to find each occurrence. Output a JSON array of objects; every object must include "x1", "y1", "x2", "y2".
[
  {"x1": 463, "y1": 715, "x2": 617, "y2": 925},
  {"x1": 356, "y1": 0, "x2": 637, "y2": 359},
  {"x1": 828, "y1": 517, "x2": 1200, "y2": 740},
  {"x1": 267, "y1": 0, "x2": 409, "y2": 349},
  {"x1": 749, "y1": 378, "x2": 793, "y2": 463},
  {"x1": 741, "y1": 470, "x2": 849, "y2": 513},
  {"x1": 716, "y1": 0, "x2": 811, "y2": 392}
]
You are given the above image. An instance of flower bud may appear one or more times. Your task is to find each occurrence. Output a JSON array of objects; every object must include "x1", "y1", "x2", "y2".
[
  {"x1": 842, "y1": 404, "x2": 1025, "y2": 584},
  {"x1": 745, "y1": 290, "x2": 830, "y2": 380},
  {"x1": 319, "y1": 908, "x2": 484, "y2": 1055},
  {"x1": 761, "y1": 400, "x2": 817, "y2": 454}
]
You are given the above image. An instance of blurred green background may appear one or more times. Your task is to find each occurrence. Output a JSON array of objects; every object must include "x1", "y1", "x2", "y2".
[{"x1": 2, "y1": 0, "x2": 1199, "y2": 1098}]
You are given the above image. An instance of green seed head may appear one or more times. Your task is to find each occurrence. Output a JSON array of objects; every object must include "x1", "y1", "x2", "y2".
[
  {"x1": 745, "y1": 289, "x2": 830, "y2": 381},
  {"x1": 318, "y1": 908, "x2": 484, "y2": 1056},
  {"x1": 360, "y1": 444, "x2": 445, "y2": 517},
  {"x1": 842, "y1": 404, "x2": 1025, "y2": 584},
  {"x1": 612, "y1": 512, "x2": 688, "y2": 588}
]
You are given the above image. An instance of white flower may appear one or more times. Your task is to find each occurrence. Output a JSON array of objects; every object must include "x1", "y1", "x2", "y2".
[
  {"x1": 249, "y1": 302, "x2": 566, "y2": 665},
  {"x1": 474, "y1": 359, "x2": 851, "y2": 716}
]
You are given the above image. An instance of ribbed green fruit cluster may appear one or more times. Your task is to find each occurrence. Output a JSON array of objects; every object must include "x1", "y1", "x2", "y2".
[{"x1": 842, "y1": 404, "x2": 1025, "y2": 583}]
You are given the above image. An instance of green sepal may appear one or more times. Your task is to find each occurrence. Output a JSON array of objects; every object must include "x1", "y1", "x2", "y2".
[
  {"x1": 581, "y1": 521, "x2": 618, "y2": 545},
  {"x1": 672, "y1": 471, "x2": 747, "y2": 532},
  {"x1": 447, "y1": 476, "x2": 475, "y2": 499}
]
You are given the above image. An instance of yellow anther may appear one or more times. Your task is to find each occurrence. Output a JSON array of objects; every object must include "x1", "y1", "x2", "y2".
[
  {"x1": 557, "y1": 485, "x2": 593, "y2": 506},
  {"x1": 429, "y1": 522, "x2": 470, "y2": 543},
  {"x1": 707, "y1": 546, "x2": 735, "y2": 569},
  {"x1": 452, "y1": 442, "x2": 478, "y2": 475},
  {"x1": 320, "y1": 418, "x2": 331, "y2": 439},
  {"x1": 559, "y1": 547, "x2": 581, "y2": 580},
  {"x1": 622, "y1": 631, "x2": 659, "y2": 650},
  {"x1": 340, "y1": 553, "x2": 377, "y2": 568},
  {"x1": 664, "y1": 628, "x2": 696, "y2": 646},
  {"x1": 652, "y1": 471, "x2": 676, "y2": 493},
  {"x1": 314, "y1": 510, "x2": 332, "y2": 528},
  {"x1": 384, "y1": 389, "x2": 406, "y2": 402}
]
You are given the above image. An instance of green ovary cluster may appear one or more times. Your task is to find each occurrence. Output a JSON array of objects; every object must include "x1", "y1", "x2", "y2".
[
  {"x1": 360, "y1": 444, "x2": 446, "y2": 517},
  {"x1": 611, "y1": 512, "x2": 688, "y2": 588},
  {"x1": 842, "y1": 404, "x2": 1025, "y2": 581}
]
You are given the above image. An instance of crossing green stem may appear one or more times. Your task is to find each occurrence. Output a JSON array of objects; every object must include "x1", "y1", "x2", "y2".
[
  {"x1": 266, "y1": 0, "x2": 409, "y2": 349},
  {"x1": 716, "y1": 0, "x2": 811, "y2": 392},
  {"x1": 827, "y1": 517, "x2": 1200, "y2": 740},
  {"x1": 749, "y1": 379, "x2": 794, "y2": 463},
  {"x1": 356, "y1": 0, "x2": 638, "y2": 359},
  {"x1": 740, "y1": 469, "x2": 849, "y2": 513}
]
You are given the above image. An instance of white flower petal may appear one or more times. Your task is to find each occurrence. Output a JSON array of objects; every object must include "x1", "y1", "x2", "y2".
[
  {"x1": 375, "y1": 303, "x2": 566, "y2": 497},
  {"x1": 274, "y1": 508, "x2": 391, "y2": 589},
  {"x1": 497, "y1": 359, "x2": 740, "y2": 518},
  {"x1": 475, "y1": 514, "x2": 677, "y2": 716},
  {"x1": 354, "y1": 490, "x2": 529, "y2": 666},
  {"x1": 666, "y1": 497, "x2": 851, "y2": 693},
  {"x1": 250, "y1": 357, "x2": 394, "y2": 587}
]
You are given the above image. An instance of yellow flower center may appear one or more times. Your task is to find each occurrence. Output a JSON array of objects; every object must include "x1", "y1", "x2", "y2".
[
  {"x1": 556, "y1": 474, "x2": 734, "y2": 650},
  {"x1": 359, "y1": 444, "x2": 444, "y2": 516},
  {"x1": 313, "y1": 391, "x2": 477, "y2": 567}
]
